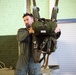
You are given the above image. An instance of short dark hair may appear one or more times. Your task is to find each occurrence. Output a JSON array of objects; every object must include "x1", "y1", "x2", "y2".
[{"x1": 22, "y1": 13, "x2": 34, "y2": 18}]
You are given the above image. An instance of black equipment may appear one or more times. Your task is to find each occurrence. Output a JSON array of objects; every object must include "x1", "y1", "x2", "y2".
[{"x1": 26, "y1": 0, "x2": 61, "y2": 69}]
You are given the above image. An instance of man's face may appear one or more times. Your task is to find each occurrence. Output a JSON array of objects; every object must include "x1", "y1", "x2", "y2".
[{"x1": 23, "y1": 16, "x2": 34, "y2": 28}]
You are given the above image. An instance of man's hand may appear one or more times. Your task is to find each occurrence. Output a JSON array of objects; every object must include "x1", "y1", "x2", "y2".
[
  {"x1": 28, "y1": 27, "x2": 34, "y2": 34},
  {"x1": 54, "y1": 26, "x2": 60, "y2": 33}
]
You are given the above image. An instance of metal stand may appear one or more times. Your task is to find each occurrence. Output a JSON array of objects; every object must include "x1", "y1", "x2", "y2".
[{"x1": 41, "y1": 65, "x2": 59, "y2": 75}]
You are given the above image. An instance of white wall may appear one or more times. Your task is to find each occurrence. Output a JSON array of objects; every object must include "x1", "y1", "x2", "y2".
[
  {"x1": 48, "y1": 23, "x2": 76, "y2": 75},
  {"x1": 0, "y1": 0, "x2": 24, "y2": 35}
]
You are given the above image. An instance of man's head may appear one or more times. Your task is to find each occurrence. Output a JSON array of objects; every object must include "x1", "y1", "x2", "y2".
[{"x1": 23, "y1": 13, "x2": 34, "y2": 28}]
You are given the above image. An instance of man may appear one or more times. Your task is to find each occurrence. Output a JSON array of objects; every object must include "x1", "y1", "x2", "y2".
[
  {"x1": 15, "y1": 13, "x2": 42, "y2": 75},
  {"x1": 15, "y1": 13, "x2": 61, "y2": 75}
]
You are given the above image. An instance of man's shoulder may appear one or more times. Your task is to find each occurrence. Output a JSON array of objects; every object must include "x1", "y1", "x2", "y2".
[{"x1": 18, "y1": 28, "x2": 27, "y2": 32}]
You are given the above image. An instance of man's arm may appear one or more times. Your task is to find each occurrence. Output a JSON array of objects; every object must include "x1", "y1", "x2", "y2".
[
  {"x1": 17, "y1": 28, "x2": 29, "y2": 42},
  {"x1": 28, "y1": 27, "x2": 34, "y2": 34}
]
